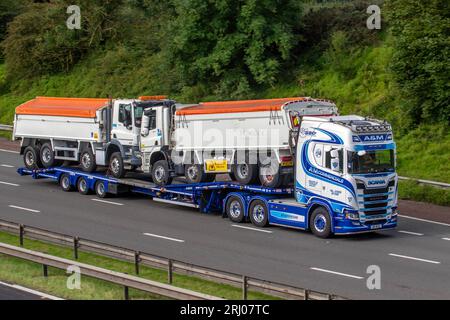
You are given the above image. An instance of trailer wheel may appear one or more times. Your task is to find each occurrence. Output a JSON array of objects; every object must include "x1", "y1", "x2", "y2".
[
  {"x1": 77, "y1": 177, "x2": 91, "y2": 195},
  {"x1": 23, "y1": 146, "x2": 42, "y2": 170},
  {"x1": 60, "y1": 173, "x2": 74, "y2": 192},
  {"x1": 249, "y1": 199, "x2": 269, "y2": 227},
  {"x1": 152, "y1": 160, "x2": 172, "y2": 186},
  {"x1": 109, "y1": 152, "x2": 126, "y2": 178},
  {"x1": 309, "y1": 207, "x2": 332, "y2": 238},
  {"x1": 80, "y1": 148, "x2": 97, "y2": 173},
  {"x1": 226, "y1": 196, "x2": 245, "y2": 223},
  {"x1": 232, "y1": 163, "x2": 258, "y2": 185},
  {"x1": 95, "y1": 181, "x2": 108, "y2": 198}
]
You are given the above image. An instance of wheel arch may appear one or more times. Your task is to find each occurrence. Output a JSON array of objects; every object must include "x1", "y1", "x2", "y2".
[
  {"x1": 223, "y1": 192, "x2": 249, "y2": 218},
  {"x1": 306, "y1": 199, "x2": 334, "y2": 231},
  {"x1": 247, "y1": 196, "x2": 270, "y2": 221}
]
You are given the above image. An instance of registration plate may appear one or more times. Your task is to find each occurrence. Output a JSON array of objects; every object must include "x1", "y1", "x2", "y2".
[
  {"x1": 370, "y1": 224, "x2": 382, "y2": 230},
  {"x1": 205, "y1": 159, "x2": 228, "y2": 172}
]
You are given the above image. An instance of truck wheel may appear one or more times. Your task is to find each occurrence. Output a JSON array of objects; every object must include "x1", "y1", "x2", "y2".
[
  {"x1": 232, "y1": 163, "x2": 258, "y2": 185},
  {"x1": 309, "y1": 207, "x2": 332, "y2": 238},
  {"x1": 109, "y1": 152, "x2": 126, "y2": 178},
  {"x1": 259, "y1": 167, "x2": 282, "y2": 188},
  {"x1": 249, "y1": 199, "x2": 269, "y2": 227},
  {"x1": 184, "y1": 164, "x2": 207, "y2": 184},
  {"x1": 40, "y1": 143, "x2": 60, "y2": 168},
  {"x1": 60, "y1": 173, "x2": 74, "y2": 192},
  {"x1": 23, "y1": 146, "x2": 42, "y2": 170},
  {"x1": 152, "y1": 160, "x2": 172, "y2": 186},
  {"x1": 80, "y1": 148, "x2": 97, "y2": 173},
  {"x1": 95, "y1": 181, "x2": 108, "y2": 198},
  {"x1": 226, "y1": 196, "x2": 245, "y2": 223},
  {"x1": 77, "y1": 177, "x2": 90, "y2": 195}
]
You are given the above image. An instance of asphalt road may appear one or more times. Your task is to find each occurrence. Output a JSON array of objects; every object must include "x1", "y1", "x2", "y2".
[
  {"x1": 0, "y1": 281, "x2": 58, "y2": 300},
  {"x1": 0, "y1": 149, "x2": 449, "y2": 300}
]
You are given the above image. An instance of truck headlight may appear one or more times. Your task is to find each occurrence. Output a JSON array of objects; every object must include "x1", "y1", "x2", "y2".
[
  {"x1": 344, "y1": 209, "x2": 359, "y2": 220},
  {"x1": 391, "y1": 208, "x2": 398, "y2": 217}
]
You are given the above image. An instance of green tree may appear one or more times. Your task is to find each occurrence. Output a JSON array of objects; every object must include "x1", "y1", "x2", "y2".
[
  {"x1": 386, "y1": 0, "x2": 450, "y2": 124},
  {"x1": 169, "y1": 0, "x2": 302, "y2": 98}
]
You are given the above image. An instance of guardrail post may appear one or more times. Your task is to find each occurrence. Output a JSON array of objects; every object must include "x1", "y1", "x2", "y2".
[
  {"x1": 124, "y1": 286, "x2": 129, "y2": 300},
  {"x1": 167, "y1": 259, "x2": 173, "y2": 284},
  {"x1": 73, "y1": 237, "x2": 79, "y2": 260},
  {"x1": 134, "y1": 251, "x2": 140, "y2": 275},
  {"x1": 242, "y1": 275, "x2": 248, "y2": 300},
  {"x1": 43, "y1": 264, "x2": 48, "y2": 277},
  {"x1": 304, "y1": 289, "x2": 309, "y2": 300},
  {"x1": 19, "y1": 224, "x2": 24, "y2": 247}
]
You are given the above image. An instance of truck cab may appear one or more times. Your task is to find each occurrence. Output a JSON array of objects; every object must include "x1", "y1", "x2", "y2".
[{"x1": 292, "y1": 115, "x2": 398, "y2": 236}]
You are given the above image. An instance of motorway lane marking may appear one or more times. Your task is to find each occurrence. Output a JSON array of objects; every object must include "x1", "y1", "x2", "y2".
[
  {"x1": 91, "y1": 198, "x2": 124, "y2": 206},
  {"x1": 231, "y1": 224, "x2": 273, "y2": 234},
  {"x1": 0, "y1": 149, "x2": 19, "y2": 154},
  {"x1": 0, "y1": 181, "x2": 19, "y2": 187},
  {"x1": 0, "y1": 164, "x2": 14, "y2": 168},
  {"x1": 8, "y1": 205, "x2": 40, "y2": 213},
  {"x1": 399, "y1": 215, "x2": 450, "y2": 227},
  {"x1": 398, "y1": 230, "x2": 424, "y2": 236},
  {"x1": 143, "y1": 232, "x2": 185, "y2": 243},
  {"x1": 0, "y1": 281, "x2": 63, "y2": 300},
  {"x1": 388, "y1": 253, "x2": 441, "y2": 264},
  {"x1": 442, "y1": 238, "x2": 450, "y2": 241},
  {"x1": 310, "y1": 267, "x2": 363, "y2": 280}
]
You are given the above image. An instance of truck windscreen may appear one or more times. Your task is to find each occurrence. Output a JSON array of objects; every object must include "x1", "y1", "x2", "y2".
[{"x1": 347, "y1": 149, "x2": 395, "y2": 174}]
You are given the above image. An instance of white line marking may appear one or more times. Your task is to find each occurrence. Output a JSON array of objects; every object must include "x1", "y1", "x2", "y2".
[
  {"x1": 0, "y1": 181, "x2": 19, "y2": 187},
  {"x1": 389, "y1": 253, "x2": 441, "y2": 264},
  {"x1": 0, "y1": 149, "x2": 19, "y2": 154},
  {"x1": 8, "y1": 205, "x2": 40, "y2": 213},
  {"x1": 0, "y1": 281, "x2": 63, "y2": 300},
  {"x1": 0, "y1": 164, "x2": 14, "y2": 168},
  {"x1": 442, "y1": 238, "x2": 450, "y2": 241},
  {"x1": 231, "y1": 224, "x2": 273, "y2": 234},
  {"x1": 398, "y1": 230, "x2": 424, "y2": 236},
  {"x1": 143, "y1": 232, "x2": 185, "y2": 243},
  {"x1": 310, "y1": 267, "x2": 363, "y2": 280},
  {"x1": 91, "y1": 198, "x2": 124, "y2": 206},
  {"x1": 399, "y1": 215, "x2": 450, "y2": 227}
]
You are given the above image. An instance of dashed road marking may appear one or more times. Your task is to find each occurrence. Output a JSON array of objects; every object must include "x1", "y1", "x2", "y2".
[
  {"x1": 8, "y1": 205, "x2": 40, "y2": 213},
  {"x1": 0, "y1": 181, "x2": 19, "y2": 187},
  {"x1": 399, "y1": 215, "x2": 450, "y2": 227},
  {"x1": 91, "y1": 198, "x2": 124, "y2": 206},
  {"x1": 143, "y1": 232, "x2": 185, "y2": 243},
  {"x1": 398, "y1": 230, "x2": 424, "y2": 236},
  {"x1": 231, "y1": 224, "x2": 273, "y2": 234},
  {"x1": 310, "y1": 267, "x2": 363, "y2": 280},
  {"x1": 0, "y1": 164, "x2": 14, "y2": 168},
  {"x1": 442, "y1": 238, "x2": 450, "y2": 241},
  {"x1": 0, "y1": 149, "x2": 19, "y2": 154},
  {"x1": 389, "y1": 253, "x2": 440, "y2": 264}
]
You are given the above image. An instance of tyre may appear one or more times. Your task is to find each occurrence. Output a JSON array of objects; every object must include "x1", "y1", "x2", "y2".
[
  {"x1": 59, "y1": 173, "x2": 73, "y2": 192},
  {"x1": 80, "y1": 148, "x2": 97, "y2": 173},
  {"x1": 23, "y1": 146, "x2": 42, "y2": 170},
  {"x1": 109, "y1": 152, "x2": 126, "y2": 178},
  {"x1": 226, "y1": 195, "x2": 245, "y2": 223},
  {"x1": 40, "y1": 143, "x2": 60, "y2": 168},
  {"x1": 232, "y1": 162, "x2": 258, "y2": 185},
  {"x1": 184, "y1": 164, "x2": 206, "y2": 184},
  {"x1": 259, "y1": 166, "x2": 282, "y2": 188},
  {"x1": 77, "y1": 177, "x2": 90, "y2": 195},
  {"x1": 151, "y1": 160, "x2": 172, "y2": 186},
  {"x1": 309, "y1": 206, "x2": 332, "y2": 238},
  {"x1": 95, "y1": 181, "x2": 108, "y2": 198},
  {"x1": 249, "y1": 199, "x2": 269, "y2": 227}
]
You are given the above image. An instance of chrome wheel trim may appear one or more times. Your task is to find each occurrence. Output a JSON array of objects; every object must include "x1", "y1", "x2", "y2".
[
  {"x1": 111, "y1": 158, "x2": 120, "y2": 174},
  {"x1": 81, "y1": 152, "x2": 91, "y2": 168},
  {"x1": 79, "y1": 179, "x2": 87, "y2": 192},
  {"x1": 62, "y1": 176, "x2": 70, "y2": 189},
  {"x1": 252, "y1": 204, "x2": 266, "y2": 223},
  {"x1": 154, "y1": 166, "x2": 165, "y2": 182},
  {"x1": 25, "y1": 151, "x2": 34, "y2": 167},
  {"x1": 42, "y1": 147, "x2": 52, "y2": 163},
  {"x1": 229, "y1": 200, "x2": 242, "y2": 219}
]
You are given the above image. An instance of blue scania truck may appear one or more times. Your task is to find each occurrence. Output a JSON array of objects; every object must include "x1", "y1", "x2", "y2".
[{"x1": 18, "y1": 115, "x2": 398, "y2": 238}]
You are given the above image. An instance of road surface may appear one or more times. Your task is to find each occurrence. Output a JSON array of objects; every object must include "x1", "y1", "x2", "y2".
[
  {"x1": 0, "y1": 149, "x2": 449, "y2": 299},
  {"x1": 0, "y1": 281, "x2": 60, "y2": 300}
]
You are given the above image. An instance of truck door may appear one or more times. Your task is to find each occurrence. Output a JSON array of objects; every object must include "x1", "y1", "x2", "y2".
[
  {"x1": 111, "y1": 102, "x2": 135, "y2": 146},
  {"x1": 140, "y1": 107, "x2": 163, "y2": 150}
]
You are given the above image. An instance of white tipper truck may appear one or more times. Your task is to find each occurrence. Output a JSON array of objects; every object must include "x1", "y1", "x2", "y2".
[{"x1": 13, "y1": 96, "x2": 338, "y2": 187}]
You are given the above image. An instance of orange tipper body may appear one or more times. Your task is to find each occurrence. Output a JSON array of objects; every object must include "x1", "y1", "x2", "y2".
[{"x1": 15, "y1": 96, "x2": 110, "y2": 118}]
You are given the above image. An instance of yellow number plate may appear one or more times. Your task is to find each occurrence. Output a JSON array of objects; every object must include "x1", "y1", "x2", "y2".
[
  {"x1": 205, "y1": 160, "x2": 228, "y2": 172},
  {"x1": 281, "y1": 160, "x2": 294, "y2": 167}
]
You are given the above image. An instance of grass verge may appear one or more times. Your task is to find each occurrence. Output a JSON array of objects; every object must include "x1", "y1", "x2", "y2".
[
  {"x1": 0, "y1": 231, "x2": 276, "y2": 300},
  {"x1": 398, "y1": 180, "x2": 450, "y2": 207}
]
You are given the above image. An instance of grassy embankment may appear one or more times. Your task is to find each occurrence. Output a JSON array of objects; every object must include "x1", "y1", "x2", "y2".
[{"x1": 0, "y1": 230, "x2": 275, "y2": 300}]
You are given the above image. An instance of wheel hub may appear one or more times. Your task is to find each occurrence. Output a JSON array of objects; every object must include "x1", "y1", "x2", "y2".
[
  {"x1": 155, "y1": 166, "x2": 165, "y2": 181},
  {"x1": 252, "y1": 204, "x2": 265, "y2": 223},
  {"x1": 111, "y1": 158, "x2": 120, "y2": 174},
  {"x1": 229, "y1": 200, "x2": 242, "y2": 219},
  {"x1": 314, "y1": 214, "x2": 327, "y2": 232},
  {"x1": 25, "y1": 151, "x2": 34, "y2": 166},
  {"x1": 42, "y1": 148, "x2": 51, "y2": 163},
  {"x1": 82, "y1": 153, "x2": 91, "y2": 168}
]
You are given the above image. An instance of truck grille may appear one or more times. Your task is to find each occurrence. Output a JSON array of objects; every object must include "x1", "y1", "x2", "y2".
[{"x1": 356, "y1": 180, "x2": 394, "y2": 219}]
